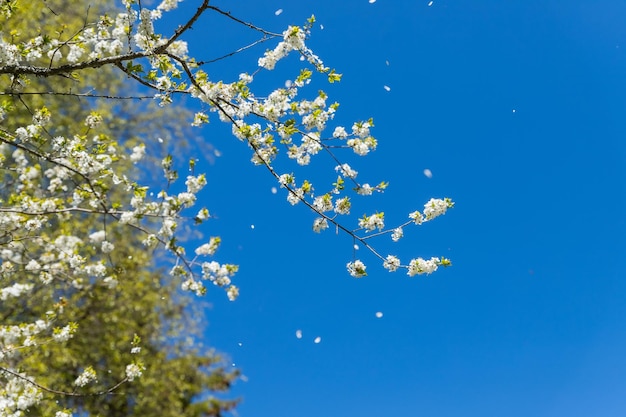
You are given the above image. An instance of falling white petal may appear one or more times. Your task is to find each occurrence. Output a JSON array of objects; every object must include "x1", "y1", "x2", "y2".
[
  {"x1": 354, "y1": 244, "x2": 359, "y2": 250},
  {"x1": 423, "y1": 168, "x2": 433, "y2": 178},
  {"x1": 384, "y1": 85, "x2": 391, "y2": 91},
  {"x1": 271, "y1": 187, "x2": 277, "y2": 194},
  {"x1": 428, "y1": 1, "x2": 434, "y2": 5},
  {"x1": 385, "y1": 60, "x2": 390, "y2": 66},
  {"x1": 314, "y1": 336, "x2": 322, "y2": 344},
  {"x1": 375, "y1": 311, "x2": 383, "y2": 318},
  {"x1": 296, "y1": 329, "x2": 302, "y2": 339},
  {"x1": 250, "y1": 224, "x2": 255, "y2": 229},
  {"x1": 369, "y1": 0, "x2": 376, "y2": 3},
  {"x1": 275, "y1": 8, "x2": 283, "y2": 15}
]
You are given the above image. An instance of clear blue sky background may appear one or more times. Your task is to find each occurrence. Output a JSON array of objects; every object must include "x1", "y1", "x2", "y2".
[{"x1": 161, "y1": 1, "x2": 626, "y2": 416}]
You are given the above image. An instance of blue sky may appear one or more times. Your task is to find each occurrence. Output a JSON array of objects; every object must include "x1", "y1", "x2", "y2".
[{"x1": 162, "y1": 1, "x2": 626, "y2": 416}]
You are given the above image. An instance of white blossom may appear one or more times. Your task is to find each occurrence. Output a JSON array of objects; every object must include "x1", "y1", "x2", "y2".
[
  {"x1": 423, "y1": 198, "x2": 452, "y2": 220},
  {"x1": 195, "y1": 237, "x2": 221, "y2": 256},
  {"x1": 383, "y1": 255, "x2": 400, "y2": 272},
  {"x1": 125, "y1": 363, "x2": 143, "y2": 381},
  {"x1": 347, "y1": 260, "x2": 367, "y2": 278},
  {"x1": 130, "y1": 144, "x2": 146, "y2": 163},
  {"x1": 407, "y1": 257, "x2": 440, "y2": 276},
  {"x1": 101, "y1": 241, "x2": 115, "y2": 253},
  {"x1": 391, "y1": 227, "x2": 403, "y2": 242},
  {"x1": 0, "y1": 283, "x2": 33, "y2": 300},
  {"x1": 358, "y1": 212, "x2": 384, "y2": 231},
  {"x1": 312, "y1": 217, "x2": 329, "y2": 233},
  {"x1": 74, "y1": 367, "x2": 97, "y2": 387},
  {"x1": 52, "y1": 325, "x2": 75, "y2": 342}
]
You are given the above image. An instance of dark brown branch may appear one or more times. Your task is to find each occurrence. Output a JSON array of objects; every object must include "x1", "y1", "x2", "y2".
[
  {"x1": 0, "y1": 366, "x2": 128, "y2": 397},
  {"x1": 0, "y1": 91, "x2": 154, "y2": 100},
  {"x1": 0, "y1": 51, "x2": 149, "y2": 77}
]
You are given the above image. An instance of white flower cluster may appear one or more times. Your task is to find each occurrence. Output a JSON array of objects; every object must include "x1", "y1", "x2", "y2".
[
  {"x1": 0, "y1": 283, "x2": 34, "y2": 301},
  {"x1": 347, "y1": 260, "x2": 367, "y2": 278},
  {"x1": 409, "y1": 198, "x2": 454, "y2": 226},
  {"x1": 125, "y1": 363, "x2": 144, "y2": 382},
  {"x1": 195, "y1": 237, "x2": 221, "y2": 256},
  {"x1": 408, "y1": 257, "x2": 440, "y2": 276},
  {"x1": 358, "y1": 213, "x2": 385, "y2": 232},
  {"x1": 312, "y1": 217, "x2": 329, "y2": 233},
  {"x1": 258, "y1": 26, "x2": 307, "y2": 70},
  {"x1": 74, "y1": 366, "x2": 97, "y2": 387},
  {"x1": 0, "y1": 372, "x2": 43, "y2": 416}
]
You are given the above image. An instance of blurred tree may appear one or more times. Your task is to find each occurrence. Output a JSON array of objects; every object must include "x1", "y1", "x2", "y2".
[{"x1": 1, "y1": 1, "x2": 238, "y2": 415}]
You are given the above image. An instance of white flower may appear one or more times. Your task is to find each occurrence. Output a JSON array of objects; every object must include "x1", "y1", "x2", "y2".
[
  {"x1": 102, "y1": 277, "x2": 118, "y2": 289},
  {"x1": 347, "y1": 260, "x2": 367, "y2": 277},
  {"x1": 358, "y1": 212, "x2": 384, "y2": 231},
  {"x1": 239, "y1": 72, "x2": 253, "y2": 83},
  {"x1": 156, "y1": 0, "x2": 182, "y2": 12},
  {"x1": 119, "y1": 211, "x2": 136, "y2": 224},
  {"x1": 286, "y1": 188, "x2": 304, "y2": 205},
  {"x1": 74, "y1": 367, "x2": 97, "y2": 387},
  {"x1": 181, "y1": 278, "x2": 204, "y2": 295},
  {"x1": 85, "y1": 113, "x2": 102, "y2": 128},
  {"x1": 159, "y1": 218, "x2": 176, "y2": 238},
  {"x1": 130, "y1": 144, "x2": 146, "y2": 163},
  {"x1": 186, "y1": 175, "x2": 207, "y2": 193},
  {"x1": 177, "y1": 191, "x2": 196, "y2": 207},
  {"x1": 352, "y1": 121, "x2": 371, "y2": 138},
  {"x1": 409, "y1": 210, "x2": 424, "y2": 225},
  {"x1": 313, "y1": 194, "x2": 333, "y2": 212},
  {"x1": 167, "y1": 40, "x2": 188, "y2": 57},
  {"x1": 312, "y1": 217, "x2": 329, "y2": 233},
  {"x1": 101, "y1": 241, "x2": 114, "y2": 253},
  {"x1": 195, "y1": 237, "x2": 220, "y2": 256},
  {"x1": 334, "y1": 197, "x2": 351, "y2": 215},
  {"x1": 125, "y1": 363, "x2": 143, "y2": 381},
  {"x1": 332, "y1": 126, "x2": 348, "y2": 139},
  {"x1": 0, "y1": 283, "x2": 34, "y2": 300},
  {"x1": 142, "y1": 234, "x2": 158, "y2": 247},
  {"x1": 335, "y1": 163, "x2": 358, "y2": 179},
  {"x1": 226, "y1": 285, "x2": 239, "y2": 301},
  {"x1": 196, "y1": 208, "x2": 210, "y2": 220},
  {"x1": 407, "y1": 257, "x2": 439, "y2": 276},
  {"x1": 423, "y1": 198, "x2": 453, "y2": 220},
  {"x1": 53, "y1": 325, "x2": 75, "y2": 342},
  {"x1": 383, "y1": 255, "x2": 400, "y2": 272},
  {"x1": 192, "y1": 112, "x2": 209, "y2": 126},
  {"x1": 25, "y1": 260, "x2": 41, "y2": 272},
  {"x1": 391, "y1": 227, "x2": 403, "y2": 242},
  {"x1": 278, "y1": 173, "x2": 295, "y2": 187},
  {"x1": 356, "y1": 184, "x2": 373, "y2": 195},
  {"x1": 347, "y1": 138, "x2": 370, "y2": 156}
]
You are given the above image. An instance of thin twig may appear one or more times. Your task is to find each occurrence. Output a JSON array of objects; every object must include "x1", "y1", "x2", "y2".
[{"x1": 207, "y1": 5, "x2": 282, "y2": 37}]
